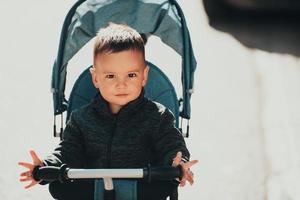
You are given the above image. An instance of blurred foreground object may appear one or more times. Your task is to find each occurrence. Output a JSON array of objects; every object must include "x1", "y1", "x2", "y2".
[{"x1": 203, "y1": 0, "x2": 300, "y2": 56}]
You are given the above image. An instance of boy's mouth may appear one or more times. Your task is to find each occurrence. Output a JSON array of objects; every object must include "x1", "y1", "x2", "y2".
[{"x1": 115, "y1": 94, "x2": 128, "y2": 96}]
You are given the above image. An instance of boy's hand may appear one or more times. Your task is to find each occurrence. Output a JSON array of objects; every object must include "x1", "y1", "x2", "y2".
[
  {"x1": 18, "y1": 150, "x2": 44, "y2": 189},
  {"x1": 172, "y1": 151, "x2": 198, "y2": 187}
]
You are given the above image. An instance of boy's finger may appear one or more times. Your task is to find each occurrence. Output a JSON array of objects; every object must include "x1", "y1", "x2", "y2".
[
  {"x1": 172, "y1": 151, "x2": 182, "y2": 167},
  {"x1": 18, "y1": 162, "x2": 32, "y2": 169},
  {"x1": 20, "y1": 171, "x2": 31, "y2": 177},
  {"x1": 20, "y1": 177, "x2": 32, "y2": 182},
  {"x1": 186, "y1": 172, "x2": 194, "y2": 185},
  {"x1": 24, "y1": 181, "x2": 38, "y2": 189},
  {"x1": 187, "y1": 160, "x2": 198, "y2": 168},
  {"x1": 179, "y1": 178, "x2": 186, "y2": 187},
  {"x1": 30, "y1": 150, "x2": 42, "y2": 165},
  {"x1": 179, "y1": 173, "x2": 187, "y2": 187},
  {"x1": 187, "y1": 178, "x2": 194, "y2": 185}
]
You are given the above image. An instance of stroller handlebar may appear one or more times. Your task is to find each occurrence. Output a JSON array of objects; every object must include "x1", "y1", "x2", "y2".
[{"x1": 32, "y1": 164, "x2": 183, "y2": 183}]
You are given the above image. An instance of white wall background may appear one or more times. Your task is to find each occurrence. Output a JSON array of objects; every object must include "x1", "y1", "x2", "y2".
[{"x1": 0, "y1": 0, "x2": 299, "y2": 199}]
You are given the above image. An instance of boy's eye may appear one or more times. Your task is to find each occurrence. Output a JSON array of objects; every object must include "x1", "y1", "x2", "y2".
[
  {"x1": 128, "y1": 73, "x2": 137, "y2": 78},
  {"x1": 105, "y1": 74, "x2": 115, "y2": 79}
]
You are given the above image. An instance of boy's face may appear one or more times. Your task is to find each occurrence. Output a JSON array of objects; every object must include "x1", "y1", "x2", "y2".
[{"x1": 90, "y1": 49, "x2": 149, "y2": 113}]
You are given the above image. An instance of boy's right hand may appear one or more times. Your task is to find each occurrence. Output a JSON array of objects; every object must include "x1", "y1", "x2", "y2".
[
  {"x1": 172, "y1": 151, "x2": 198, "y2": 187},
  {"x1": 18, "y1": 150, "x2": 44, "y2": 189}
]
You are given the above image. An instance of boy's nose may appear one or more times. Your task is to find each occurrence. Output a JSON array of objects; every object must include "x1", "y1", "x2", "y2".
[{"x1": 116, "y1": 78, "x2": 127, "y2": 89}]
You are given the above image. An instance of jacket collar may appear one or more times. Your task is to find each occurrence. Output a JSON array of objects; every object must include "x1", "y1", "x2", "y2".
[{"x1": 92, "y1": 89, "x2": 147, "y2": 120}]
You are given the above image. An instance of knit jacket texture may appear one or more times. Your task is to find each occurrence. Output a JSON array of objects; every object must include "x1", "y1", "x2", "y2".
[{"x1": 43, "y1": 90, "x2": 190, "y2": 169}]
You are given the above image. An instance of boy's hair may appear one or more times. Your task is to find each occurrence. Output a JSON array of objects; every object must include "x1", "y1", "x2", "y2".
[{"x1": 93, "y1": 23, "x2": 147, "y2": 61}]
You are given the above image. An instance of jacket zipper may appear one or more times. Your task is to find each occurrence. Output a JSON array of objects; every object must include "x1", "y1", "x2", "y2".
[{"x1": 107, "y1": 115, "x2": 118, "y2": 167}]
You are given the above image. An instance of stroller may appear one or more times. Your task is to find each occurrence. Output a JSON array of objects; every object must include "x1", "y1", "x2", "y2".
[{"x1": 42, "y1": 0, "x2": 197, "y2": 199}]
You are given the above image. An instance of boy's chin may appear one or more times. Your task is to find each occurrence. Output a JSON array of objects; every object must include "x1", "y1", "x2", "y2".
[
  {"x1": 111, "y1": 99, "x2": 132, "y2": 106},
  {"x1": 118, "y1": 99, "x2": 134, "y2": 106}
]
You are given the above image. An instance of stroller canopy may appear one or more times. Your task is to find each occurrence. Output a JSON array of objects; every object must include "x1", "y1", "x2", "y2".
[{"x1": 51, "y1": 0, "x2": 197, "y2": 119}]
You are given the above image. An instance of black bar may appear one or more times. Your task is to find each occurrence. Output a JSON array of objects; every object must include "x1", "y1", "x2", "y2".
[
  {"x1": 103, "y1": 189, "x2": 115, "y2": 200},
  {"x1": 32, "y1": 164, "x2": 69, "y2": 183},
  {"x1": 32, "y1": 165, "x2": 183, "y2": 182},
  {"x1": 143, "y1": 165, "x2": 183, "y2": 182}
]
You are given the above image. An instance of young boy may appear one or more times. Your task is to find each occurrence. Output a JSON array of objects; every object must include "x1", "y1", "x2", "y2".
[{"x1": 19, "y1": 23, "x2": 197, "y2": 200}]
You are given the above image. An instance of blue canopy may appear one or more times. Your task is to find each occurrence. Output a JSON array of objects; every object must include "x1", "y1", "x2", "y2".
[{"x1": 51, "y1": 0, "x2": 197, "y2": 119}]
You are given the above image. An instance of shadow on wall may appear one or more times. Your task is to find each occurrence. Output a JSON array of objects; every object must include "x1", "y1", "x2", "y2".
[{"x1": 203, "y1": 0, "x2": 300, "y2": 56}]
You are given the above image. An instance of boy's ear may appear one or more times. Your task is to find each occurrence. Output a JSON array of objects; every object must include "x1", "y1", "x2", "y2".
[
  {"x1": 142, "y1": 65, "x2": 150, "y2": 86},
  {"x1": 90, "y1": 66, "x2": 99, "y2": 88}
]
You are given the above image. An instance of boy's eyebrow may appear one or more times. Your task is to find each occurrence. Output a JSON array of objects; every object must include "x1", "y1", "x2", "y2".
[
  {"x1": 127, "y1": 70, "x2": 140, "y2": 73},
  {"x1": 127, "y1": 66, "x2": 144, "y2": 72},
  {"x1": 103, "y1": 71, "x2": 116, "y2": 74}
]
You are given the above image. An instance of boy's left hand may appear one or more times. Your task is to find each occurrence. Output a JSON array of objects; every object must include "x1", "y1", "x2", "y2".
[{"x1": 172, "y1": 151, "x2": 198, "y2": 187}]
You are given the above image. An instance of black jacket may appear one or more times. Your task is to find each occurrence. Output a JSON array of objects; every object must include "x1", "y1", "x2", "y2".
[{"x1": 44, "y1": 91, "x2": 190, "y2": 169}]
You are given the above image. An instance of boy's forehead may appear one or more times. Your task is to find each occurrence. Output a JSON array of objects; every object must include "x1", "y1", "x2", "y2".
[
  {"x1": 94, "y1": 50, "x2": 145, "y2": 70},
  {"x1": 99, "y1": 64, "x2": 144, "y2": 73}
]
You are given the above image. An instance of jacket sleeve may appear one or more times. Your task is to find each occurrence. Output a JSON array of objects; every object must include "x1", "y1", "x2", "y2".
[
  {"x1": 42, "y1": 112, "x2": 86, "y2": 168},
  {"x1": 152, "y1": 108, "x2": 190, "y2": 166}
]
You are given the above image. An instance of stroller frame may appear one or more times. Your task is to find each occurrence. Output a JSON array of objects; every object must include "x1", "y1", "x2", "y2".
[{"x1": 49, "y1": 1, "x2": 197, "y2": 199}]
